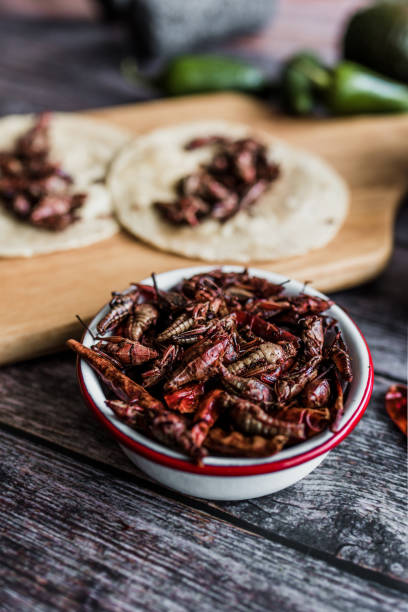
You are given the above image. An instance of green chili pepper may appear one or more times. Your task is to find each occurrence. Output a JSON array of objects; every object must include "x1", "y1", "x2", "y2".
[
  {"x1": 281, "y1": 52, "x2": 331, "y2": 115},
  {"x1": 161, "y1": 54, "x2": 267, "y2": 96},
  {"x1": 327, "y1": 61, "x2": 408, "y2": 115},
  {"x1": 283, "y1": 68, "x2": 314, "y2": 115},
  {"x1": 281, "y1": 52, "x2": 408, "y2": 116}
]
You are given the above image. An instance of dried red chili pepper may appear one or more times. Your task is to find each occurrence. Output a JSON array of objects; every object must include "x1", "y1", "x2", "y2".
[
  {"x1": 385, "y1": 384, "x2": 407, "y2": 436},
  {"x1": 66, "y1": 339, "x2": 163, "y2": 412},
  {"x1": 164, "y1": 382, "x2": 205, "y2": 414}
]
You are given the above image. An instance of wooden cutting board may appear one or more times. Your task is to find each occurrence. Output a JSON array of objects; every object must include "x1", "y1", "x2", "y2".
[{"x1": 1, "y1": 93, "x2": 407, "y2": 365}]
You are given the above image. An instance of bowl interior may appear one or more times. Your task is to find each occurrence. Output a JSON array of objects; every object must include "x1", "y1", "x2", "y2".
[{"x1": 79, "y1": 265, "x2": 372, "y2": 467}]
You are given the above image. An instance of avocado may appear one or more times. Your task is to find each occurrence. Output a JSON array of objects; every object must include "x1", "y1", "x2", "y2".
[{"x1": 343, "y1": 1, "x2": 408, "y2": 83}]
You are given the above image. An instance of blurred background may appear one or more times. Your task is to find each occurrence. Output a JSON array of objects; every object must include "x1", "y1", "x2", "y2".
[{"x1": 0, "y1": 0, "x2": 385, "y2": 115}]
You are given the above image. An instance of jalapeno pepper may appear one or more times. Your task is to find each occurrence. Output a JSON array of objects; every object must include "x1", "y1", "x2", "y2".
[
  {"x1": 327, "y1": 61, "x2": 408, "y2": 115},
  {"x1": 281, "y1": 52, "x2": 330, "y2": 115},
  {"x1": 161, "y1": 54, "x2": 267, "y2": 96},
  {"x1": 282, "y1": 52, "x2": 408, "y2": 116}
]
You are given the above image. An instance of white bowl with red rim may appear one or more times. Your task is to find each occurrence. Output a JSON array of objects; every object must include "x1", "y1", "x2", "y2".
[{"x1": 77, "y1": 266, "x2": 373, "y2": 500}]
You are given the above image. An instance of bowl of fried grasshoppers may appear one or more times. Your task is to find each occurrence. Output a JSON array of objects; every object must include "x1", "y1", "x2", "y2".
[{"x1": 69, "y1": 266, "x2": 373, "y2": 500}]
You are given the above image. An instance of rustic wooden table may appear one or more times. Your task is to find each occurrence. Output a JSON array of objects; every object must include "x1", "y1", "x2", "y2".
[{"x1": 0, "y1": 4, "x2": 407, "y2": 610}]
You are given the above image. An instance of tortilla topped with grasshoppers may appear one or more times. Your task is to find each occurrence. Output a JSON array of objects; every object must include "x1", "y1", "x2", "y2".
[
  {"x1": 0, "y1": 113, "x2": 130, "y2": 257},
  {"x1": 108, "y1": 120, "x2": 349, "y2": 262}
]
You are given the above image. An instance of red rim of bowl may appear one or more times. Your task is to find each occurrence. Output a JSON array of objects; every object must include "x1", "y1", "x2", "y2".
[{"x1": 77, "y1": 322, "x2": 374, "y2": 477}]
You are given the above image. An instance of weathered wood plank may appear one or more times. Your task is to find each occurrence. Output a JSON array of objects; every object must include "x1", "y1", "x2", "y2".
[
  {"x1": 0, "y1": 352, "x2": 132, "y2": 472},
  {"x1": 394, "y1": 198, "x2": 408, "y2": 249},
  {"x1": 346, "y1": 316, "x2": 405, "y2": 382},
  {"x1": 332, "y1": 245, "x2": 407, "y2": 382},
  {"x1": 0, "y1": 350, "x2": 406, "y2": 582},
  {"x1": 0, "y1": 17, "x2": 150, "y2": 116},
  {"x1": 0, "y1": 429, "x2": 406, "y2": 612}
]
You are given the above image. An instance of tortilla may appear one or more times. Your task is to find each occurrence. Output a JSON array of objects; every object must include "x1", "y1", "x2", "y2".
[
  {"x1": 0, "y1": 113, "x2": 130, "y2": 257},
  {"x1": 109, "y1": 120, "x2": 349, "y2": 262}
]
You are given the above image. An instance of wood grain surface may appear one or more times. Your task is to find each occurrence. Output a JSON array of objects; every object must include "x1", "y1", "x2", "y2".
[
  {"x1": 0, "y1": 8, "x2": 407, "y2": 612},
  {"x1": 1, "y1": 355, "x2": 407, "y2": 583},
  {"x1": 1, "y1": 429, "x2": 407, "y2": 612},
  {"x1": 1, "y1": 93, "x2": 407, "y2": 365}
]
